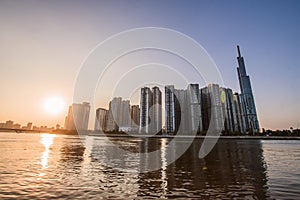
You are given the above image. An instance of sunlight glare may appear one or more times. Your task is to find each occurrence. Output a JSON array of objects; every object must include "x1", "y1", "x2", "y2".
[
  {"x1": 44, "y1": 96, "x2": 65, "y2": 115},
  {"x1": 41, "y1": 134, "x2": 55, "y2": 168}
]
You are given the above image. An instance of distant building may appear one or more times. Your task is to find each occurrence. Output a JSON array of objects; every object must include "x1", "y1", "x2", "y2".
[
  {"x1": 165, "y1": 85, "x2": 188, "y2": 134},
  {"x1": 106, "y1": 97, "x2": 122, "y2": 131},
  {"x1": 220, "y1": 87, "x2": 238, "y2": 132},
  {"x1": 187, "y1": 84, "x2": 202, "y2": 133},
  {"x1": 233, "y1": 93, "x2": 247, "y2": 133},
  {"x1": 22, "y1": 122, "x2": 33, "y2": 130},
  {"x1": 120, "y1": 100, "x2": 131, "y2": 128},
  {"x1": 140, "y1": 87, "x2": 152, "y2": 133},
  {"x1": 64, "y1": 106, "x2": 74, "y2": 130},
  {"x1": 174, "y1": 89, "x2": 189, "y2": 133},
  {"x1": 12, "y1": 123, "x2": 21, "y2": 129},
  {"x1": 105, "y1": 97, "x2": 132, "y2": 132},
  {"x1": 201, "y1": 84, "x2": 224, "y2": 132},
  {"x1": 236, "y1": 45, "x2": 260, "y2": 133},
  {"x1": 31, "y1": 125, "x2": 54, "y2": 131},
  {"x1": 152, "y1": 86, "x2": 162, "y2": 134},
  {"x1": 130, "y1": 105, "x2": 140, "y2": 129},
  {"x1": 140, "y1": 87, "x2": 162, "y2": 134},
  {"x1": 95, "y1": 108, "x2": 108, "y2": 131},
  {"x1": 26, "y1": 122, "x2": 32, "y2": 130},
  {"x1": 165, "y1": 85, "x2": 176, "y2": 133},
  {"x1": 64, "y1": 102, "x2": 90, "y2": 130},
  {"x1": 4, "y1": 120, "x2": 14, "y2": 129}
]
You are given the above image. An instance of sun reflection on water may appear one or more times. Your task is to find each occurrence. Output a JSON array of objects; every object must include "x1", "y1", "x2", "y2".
[
  {"x1": 160, "y1": 139, "x2": 168, "y2": 198},
  {"x1": 40, "y1": 134, "x2": 55, "y2": 168}
]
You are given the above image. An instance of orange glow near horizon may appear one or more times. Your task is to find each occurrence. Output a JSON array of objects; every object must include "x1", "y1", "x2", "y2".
[{"x1": 43, "y1": 96, "x2": 66, "y2": 116}]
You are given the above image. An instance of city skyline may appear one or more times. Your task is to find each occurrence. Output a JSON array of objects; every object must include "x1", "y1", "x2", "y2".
[
  {"x1": 1, "y1": 45, "x2": 276, "y2": 132},
  {"x1": 93, "y1": 47, "x2": 258, "y2": 134},
  {"x1": 94, "y1": 84, "x2": 257, "y2": 134},
  {"x1": 0, "y1": 1, "x2": 299, "y2": 130},
  {"x1": 80, "y1": 47, "x2": 260, "y2": 134}
]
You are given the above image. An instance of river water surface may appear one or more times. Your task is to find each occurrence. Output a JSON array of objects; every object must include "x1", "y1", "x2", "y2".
[{"x1": 0, "y1": 132, "x2": 299, "y2": 199}]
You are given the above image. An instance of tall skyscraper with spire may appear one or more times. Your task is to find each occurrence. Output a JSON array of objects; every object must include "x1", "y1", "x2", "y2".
[{"x1": 236, "y1": 45, "x2": 260, "y2": 133}]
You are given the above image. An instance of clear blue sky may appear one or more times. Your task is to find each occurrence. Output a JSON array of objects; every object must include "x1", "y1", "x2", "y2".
[{"x1": 0, "y1": 0, "x2": 299, "y2": 130}]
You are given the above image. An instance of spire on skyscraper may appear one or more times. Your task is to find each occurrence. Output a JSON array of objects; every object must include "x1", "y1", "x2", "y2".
[{"x1": 237, "y1": 45, "x2": 241, "y2": 57}]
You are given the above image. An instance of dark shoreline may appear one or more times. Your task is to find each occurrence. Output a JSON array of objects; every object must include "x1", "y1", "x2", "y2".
[
  {"x1": 1, "y1": 130, "x2": 299, "y2": 140},
  {"x1": 88, "y1": 133, "x2": 300, "y2": 140}
]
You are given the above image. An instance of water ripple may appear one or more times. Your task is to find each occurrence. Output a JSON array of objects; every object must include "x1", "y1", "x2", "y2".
[{"x1": 0, "y1": 133, "x2": 299, "y2": 199}]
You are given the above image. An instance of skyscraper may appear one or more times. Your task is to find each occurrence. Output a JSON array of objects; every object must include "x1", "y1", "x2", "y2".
[
  {"x1": 152, "y1": 86, "x2": 162, "y2": 133},
  {"x1": 165, "y1": 85, "x2": 188, "y2": 134},
  {"x1": 140, "y1": 87, "x2": 152, "y2": 133},
  {"x1": 165, "y1": 85, "x2": 176, "y2": 133},
  {"x1": 201, "y1": 84, "x2": 223, "y2": 132},
  {"x1": 120, "y1": 100, "x2": 131, "y2": 128},
  {"x1": 106, "y1": 97, "x2": 122, "y2": 131},
  {"x1": 95, "y1": 108, "x2": 108, "y2": 131},
  {"x1": 64, "y1": 102, "x2": 90, "y2": 130},
  {"x1": 174, "y1": 89, "x2": 188, "y2": 133},
  {"x1": 130, "y1": 105, "x2": 140, "y2": 129},
  {"x1": 140, "y1": 87, "x2": 162, "y2": 134},
  {"x1": 106, "y1": 97, "x2": 131, "y2": 132},
  {"x1": 236, "y1": 45, "x2": 260, "y2": 133},
  {"x1": 187, "y1": 84, "x2": 202, "y2": 133},
  {"x1": 220, "y1": 87, "x2": 238, "y2": 132},
  {"x1": 233, "y1": 93, "x2": 247, "y2": 133}
]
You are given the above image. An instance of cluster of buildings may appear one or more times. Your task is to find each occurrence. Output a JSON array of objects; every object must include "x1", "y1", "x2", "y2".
[
  {"x1": 0, "y1": 120, "x2": 59, "y2": 131},
  {"x1": 165, "y1": 83, "x2": 249, "y2": 134},
  {"x1": 95, "y1": 98, "x2": 140, "y2": 132},
  {"x1": 64, "y1": 46, "x2": 260, "y2": 134},
  {"x1": 0, "y1": 120, "x2": 29, "y2": 130}
]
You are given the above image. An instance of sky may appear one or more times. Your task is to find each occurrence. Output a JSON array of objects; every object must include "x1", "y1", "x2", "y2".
[{"x1": 0, "y1": 0, "x2": 299, "y2": 130}]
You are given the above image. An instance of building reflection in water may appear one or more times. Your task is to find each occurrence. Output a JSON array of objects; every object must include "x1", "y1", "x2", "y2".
[
  {"x1": 56, "y1": 136, "x2": 87, "y2": 180},
  {"x1": 40, "y1": 134, "x2": 55, "y2": 168},
  {"x1": 88, "y1": 136, "x2": 141, "y2": 197},
  {"x1": 160, "y1": 139, "x2": 168, "y2": 198},
  {"x1": 76, "y1": 136, "x2": 269, "y2": 199},
  {"x1": 137, "y1": 139, "x2": 269, "y2": 199},
  {"x1": 59, "y1": 137, "x2": 86, "y2": 164}
]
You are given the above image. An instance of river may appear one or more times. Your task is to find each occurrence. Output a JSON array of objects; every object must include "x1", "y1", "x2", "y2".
[{"x1": 0, "y1": 132, "x2": 299, "y2": 199}]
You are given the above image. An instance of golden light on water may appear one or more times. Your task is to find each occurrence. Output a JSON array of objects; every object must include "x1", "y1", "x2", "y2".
[
  {"x1": 40, "y1": 134, "x2": 55, "y2": 168},
  {"x1": 160, "y1": 139, "x2": 168, "y2": 198}
]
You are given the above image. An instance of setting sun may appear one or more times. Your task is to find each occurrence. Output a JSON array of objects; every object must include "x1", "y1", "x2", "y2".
[{"x1": 43, "y1": 97, "x2": 66, "y2": 115}]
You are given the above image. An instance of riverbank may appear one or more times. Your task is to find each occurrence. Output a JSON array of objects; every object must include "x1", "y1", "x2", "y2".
[
  {"x1": 1, "y1": 131, "x2": 299, "y2": 140},
  {"x1": 88, "y1": 133, "x2": 300, "y2": 140}
]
